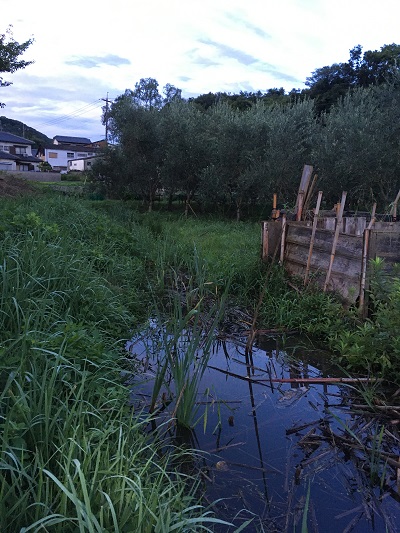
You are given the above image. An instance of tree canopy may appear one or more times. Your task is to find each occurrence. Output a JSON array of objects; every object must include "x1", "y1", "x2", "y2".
[
  {"x1": 305, "y1": 43, "x2": 400, "y2": 113},
  {"x1": 0, "y1": 26, "x2": 34, "y2": 107}
]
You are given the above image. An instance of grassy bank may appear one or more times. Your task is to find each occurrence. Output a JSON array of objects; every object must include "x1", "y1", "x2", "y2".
[
  {"x1": 0, "y1": 193, "x2": 398, "y2": 531},
  {"x1": 0, "y1": 196, "x2": 241, "y2": 531}
]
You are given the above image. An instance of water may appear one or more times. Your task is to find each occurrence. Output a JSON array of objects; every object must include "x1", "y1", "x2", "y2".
[{"x1": 128, "y1": 331, "x2": 400, "y2": 533}]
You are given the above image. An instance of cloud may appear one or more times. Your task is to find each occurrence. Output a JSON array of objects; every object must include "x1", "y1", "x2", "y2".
[
  {"x1": 65, "y1": 54, "x2": 131, "y2": 69},
  {"x1": 178, "y1": 76, "x2": 192, "y2": 82},
  {"x1": 224, "y1": 13, "x2": 272, "y2": 40},
  {"x1": 198, "y1": 38, "x2": 259, "y2": 66},
  {"x1": 257, "y1": 64, "x2": 300, "y2": 84},
  {"x1": 195, "y1": 38, "x2": 300, "y2": 85}
]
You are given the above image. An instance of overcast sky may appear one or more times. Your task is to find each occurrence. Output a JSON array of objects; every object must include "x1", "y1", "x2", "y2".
[{"x1": 2, "y1": 0, "x2": 400, "y2": 142}]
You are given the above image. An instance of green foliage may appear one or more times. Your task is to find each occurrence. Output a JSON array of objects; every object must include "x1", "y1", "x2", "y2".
[
  {"x1": 334, "y1": 259, "x2": 400, "y2": 376},
  {"x1": 0, "y1": 25, "x2": 34, "y2": 107},
  {"x1": 313, "y1": 81, "x2": 400, "y2": 207},
  {"x1": 306, "y1": 43, "x2": 400, "y2": 113},
  {"x1": 0, "y1": 195, "x2": 242, "y2": 532},
  {"x1": 38, "y1": 160, "x2": 53, "y2": 172},
  {"x1": 95, "y1": 71, "x2": 400, "y2": 214}
]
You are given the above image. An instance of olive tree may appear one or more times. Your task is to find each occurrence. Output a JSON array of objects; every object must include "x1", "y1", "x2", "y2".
[
  {"x1": 313, "y1": 81, "x2": 400, "y2": 208},
  {"x1": 159, "y1": 100, "x2": 210, "y2": 216}
]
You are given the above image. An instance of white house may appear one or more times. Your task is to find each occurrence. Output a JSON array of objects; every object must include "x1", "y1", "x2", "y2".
[
  {"x1": 37, "y1": 136, "x2": 99, "y2": 172},
  {"x1": 0, "y1": 132, "x2": 42, "y2": 171},
  {"x1": 68, "y1": 155, "x2": 99, "y2": 172}
]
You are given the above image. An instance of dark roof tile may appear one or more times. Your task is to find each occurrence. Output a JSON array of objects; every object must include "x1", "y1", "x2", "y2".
[
  {"x1": 0, "y1": 132, "x2": 34, "y2": 145},
  {"x1": 53, "y1": 135, "x2": 91, "y2": 144}
]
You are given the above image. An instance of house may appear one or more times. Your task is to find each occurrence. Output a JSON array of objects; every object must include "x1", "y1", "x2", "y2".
[
  {"x1": 37, "y1": 135, "x2": 100, "y2": 172},
  {"x1": 68, "y1": 154, "x2": 99, "y2": 172},
  {"x1": 53, "y1": 135, "x2": 92, "y2": 146},
  {"x1": 0, "y1": 132, "x2": 42, "y2": 172}
]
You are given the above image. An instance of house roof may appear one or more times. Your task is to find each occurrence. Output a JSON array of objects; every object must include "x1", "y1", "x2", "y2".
[
  {"x1": 0, "y1": 151, "x2": 41, "y2": 163},
  {"x1": 53, "y1": 135, "x2": 91, "y2": 145},
  {"x1": 0, "y1": 132, "x2": 34, "y2": 145},
  {"x1": 0, "y1": 150, "x2": 19, "y2": 160},
  {"x1": 42, "y1": 144, "x2": 98, "y2": 152}
]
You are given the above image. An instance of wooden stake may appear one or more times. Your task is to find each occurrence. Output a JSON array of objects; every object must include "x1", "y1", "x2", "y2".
[
  {"x1": 392, "y1": 189, "x2": 400, "y2": 221},
  {"x1": 280, "y1": 214, "x2": 287, "y2": 264},
  {"x1": 359, "y1": 203, "x2": 376, "y2": 316},
  {"x1": 296, "y1": 191, "x2": 304, "y2": 221},
  {"x1": 304, "y1": 191, "x2": 323, "y2": 285},
  {"x1": 323, "y1": 191, "x2": 347, "y2": 292},
  {"x1": 271, "y1": 192, "x2": 278, "y2": 219}
]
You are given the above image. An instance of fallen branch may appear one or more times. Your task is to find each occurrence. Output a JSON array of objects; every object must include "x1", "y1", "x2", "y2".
[{"x1": 268, "y1": 377, "x2": 379, "y2": 384}]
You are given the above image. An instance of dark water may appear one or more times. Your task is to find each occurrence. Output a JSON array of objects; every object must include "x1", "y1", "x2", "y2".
[{"x1": 128, "y1": 332, "x2": 400, "y2": 533}]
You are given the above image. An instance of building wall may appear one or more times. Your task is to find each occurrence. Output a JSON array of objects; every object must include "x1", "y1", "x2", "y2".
[
  {"x1": 0, "y1": 141, "x2": 33, "y2": 156},
  {"x1": 0, "y1": 160, "x2": 17, "y2": 171},
  {"x1": 45, "y1": 148, "x2": 96, "y2": 170}
]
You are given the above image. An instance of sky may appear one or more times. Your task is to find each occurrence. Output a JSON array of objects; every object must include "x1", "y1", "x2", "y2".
[{"x1": 2, "y1": 0, "x2": 400, "y2": 142}]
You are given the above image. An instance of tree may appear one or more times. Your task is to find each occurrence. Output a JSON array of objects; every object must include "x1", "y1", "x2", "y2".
[
  {"x1": 312, "y1": 80, "x2": 400, "y2": 208},
  {"x1": 159, "y1": 100, "x2": 209, "y2": 215},
  {"x1": 38, "y1": 161, "x2": 52, "y2": 172},
  {"x1": 130, "y1": 77, "x2": 162, "y2": 110},
  {"x1": 0, "y1": 26, "x2": 34, "y2": 107},
  {"x1": 163, "y1": 83, "x2": 182, "y2": 105},
  {"x1": 98, "y1": 89, "x2": 162, "y2": 208},
  {"x1": 305, "y1": 43, "x2": 400, "y2": 113}
]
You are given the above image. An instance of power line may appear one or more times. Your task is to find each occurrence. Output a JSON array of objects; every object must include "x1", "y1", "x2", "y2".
[{"x1": 33, "y1": 99, "x2": 104, "y2": 128}]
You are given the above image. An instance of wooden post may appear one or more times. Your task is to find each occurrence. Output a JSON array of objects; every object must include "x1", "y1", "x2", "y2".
[
  {"x1": 296, "y1": 191, "x2": 304, "y2": 221},
  {"x1": 295, "y1": 164, "x2": 313, "y2": 215},
  {"x1": 280, "y1": 214, "x2": 287, "y2": 264},
  {"x1": 271, "y1": 193, "x2": 278, "y2": 220},
  {"x1": 323, "y1": 191, "x2": 347, "y2": 292},
  {"x1": 359, "y1": 203, "x2": 377, "y2": 316},
  {"x1": 304, "y1": 191, "x2": 323, "y2": 285},
  {"x1": 261, "y1": 221, "x2": 269, "y2": 260}
]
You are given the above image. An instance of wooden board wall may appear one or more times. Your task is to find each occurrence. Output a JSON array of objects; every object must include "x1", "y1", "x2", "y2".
[
  {"x1": 284, "y1": 222, "x2": 364, "y2": 302},
  {"x1": 261, "y1": 219, "x2": 400, "y2": 306}
]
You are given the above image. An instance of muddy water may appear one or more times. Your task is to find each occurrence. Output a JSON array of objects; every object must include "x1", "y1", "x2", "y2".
[{"x1": 128, "y1": 333, "x2": 400, "y2": 533}]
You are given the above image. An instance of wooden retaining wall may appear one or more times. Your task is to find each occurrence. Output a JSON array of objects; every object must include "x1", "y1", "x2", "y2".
[{"x1": 261, "y1": 218, "x2": 400, "y2": 307}]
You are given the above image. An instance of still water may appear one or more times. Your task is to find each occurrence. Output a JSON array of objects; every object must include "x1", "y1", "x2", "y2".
[{"x1": 128, "y1": 331, "x2": 400, "y2": 533}]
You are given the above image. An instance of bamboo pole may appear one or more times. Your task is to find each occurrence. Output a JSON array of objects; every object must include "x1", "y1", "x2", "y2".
[
  {"x1": 359, "y1": 203, "x2": 377, "y2": 316},
  {"x1": 392, "y1": 189, "x2": 400, "y2": 221},
  {"x1": 296, "y1": 191, "x2": 304, "y2": 221},
  {"x1": 304, "y1": 191, "x2": 323, "y2": 285},
  {"x1": 280, "y1": 214, "x2": 287, "y2": 264},
  {"x1": 323, "y1": 191, "x2": 347, "y2": 292},
  {"x1": 206, "y1": 366, "x2": 378, "y2": 385}
]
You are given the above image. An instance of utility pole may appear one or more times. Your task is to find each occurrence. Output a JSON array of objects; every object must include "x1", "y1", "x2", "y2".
[{"x1": 101, "y1": 93, "x2": 112, "y2": 143}]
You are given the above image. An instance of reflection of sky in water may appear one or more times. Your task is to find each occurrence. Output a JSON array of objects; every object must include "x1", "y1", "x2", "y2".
[{"x1": 128, "y1": 334, "x2": 400, "y2": 533}]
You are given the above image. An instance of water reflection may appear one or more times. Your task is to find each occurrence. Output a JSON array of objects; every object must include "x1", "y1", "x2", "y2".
[{"x1": 127, "y1": 332, "x2": 400, "y2": 533}]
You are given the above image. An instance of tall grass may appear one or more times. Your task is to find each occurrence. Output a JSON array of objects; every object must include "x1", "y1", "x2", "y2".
[
  {"x1": 0, "y1": 195, "x2": 244, "y2": 531},
  {"x1": 1, "y1": 344, "x2": 229, "y2": 532}
]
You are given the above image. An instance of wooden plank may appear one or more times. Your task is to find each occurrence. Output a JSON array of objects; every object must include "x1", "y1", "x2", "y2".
[{"x1": 342, "y1": 217, "x2": 366, "y2": 236}]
